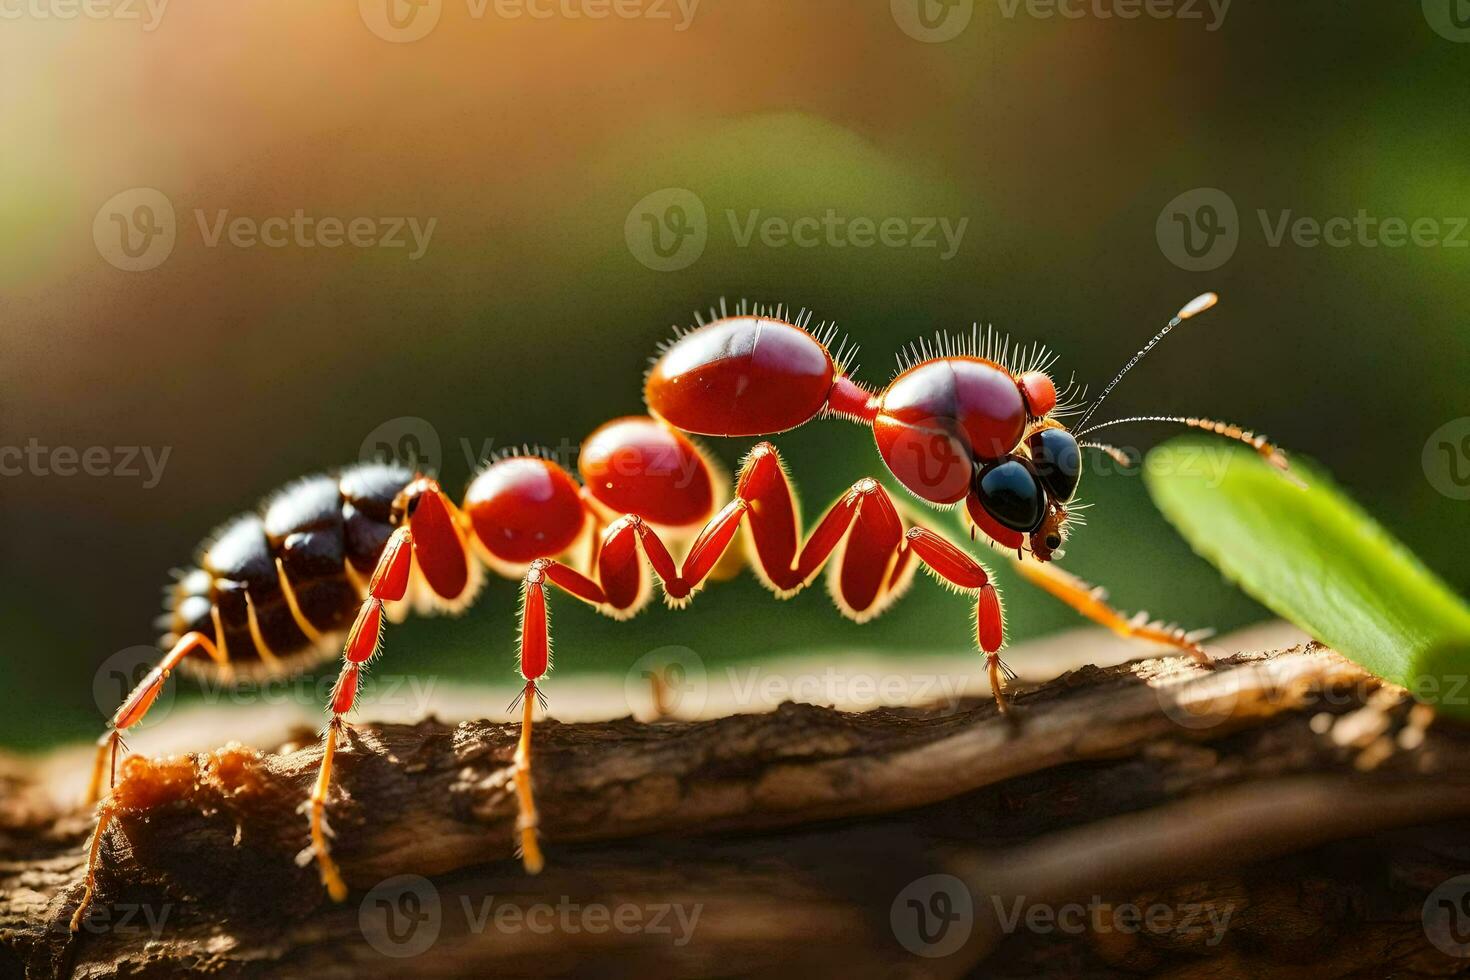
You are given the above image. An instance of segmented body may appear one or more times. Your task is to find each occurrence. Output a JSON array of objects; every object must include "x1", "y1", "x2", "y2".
[{"x1": 164, "y1": 463, "x2": 418, "y2": 679}]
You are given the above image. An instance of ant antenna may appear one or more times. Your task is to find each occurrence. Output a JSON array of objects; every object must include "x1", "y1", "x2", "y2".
[
  {"x1": 1078, "y1": 440, "x2": 1134, "y2": 468},
  {"x1": 1078, "y1": 414, "x2": 1298, "y2": 484},
  {"x1": 1072, "y1": 292, "x2": 1218, "y2": 433}
]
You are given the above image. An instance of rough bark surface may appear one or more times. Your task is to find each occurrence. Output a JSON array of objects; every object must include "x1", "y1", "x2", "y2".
[{"x1": 4, "y1": 643, "x2": 1470, "y2": 978}]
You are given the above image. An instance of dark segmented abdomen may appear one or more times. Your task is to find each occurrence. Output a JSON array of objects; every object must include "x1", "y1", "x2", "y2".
[{"x1": 164, "y1": 462, "x2": 416, "y2": 677}]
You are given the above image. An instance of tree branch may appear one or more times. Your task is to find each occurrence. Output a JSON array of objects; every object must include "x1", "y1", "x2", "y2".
[{"x1": 5, "y1": 643, "x2": 1470, "y2": 978}]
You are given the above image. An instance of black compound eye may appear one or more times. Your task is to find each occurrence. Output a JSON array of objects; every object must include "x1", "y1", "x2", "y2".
[
  {"x1": 974, "y1": 457, "x2": 1047, "y2": 533},
  {"x1": 1045, "y1": 533, "x2": 1062, "y2": 551},
  {"x1": 1027, "y1": 428, "x2": 1081, "y2": 502}
]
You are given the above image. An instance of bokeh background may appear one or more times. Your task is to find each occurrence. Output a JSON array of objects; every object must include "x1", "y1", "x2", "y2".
[{"x1": 2, "y1": 0, "x2": 1466, "y2": 749}]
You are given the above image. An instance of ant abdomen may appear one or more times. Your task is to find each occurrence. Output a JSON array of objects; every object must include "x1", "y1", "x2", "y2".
[{"x1": 162, "y1": 462, "x2": 417, "y2": 679}]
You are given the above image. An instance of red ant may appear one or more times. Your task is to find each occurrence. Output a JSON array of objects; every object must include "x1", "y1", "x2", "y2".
[{"x1": 76, "y1": 292, "x2": 1289, "y2": 925}]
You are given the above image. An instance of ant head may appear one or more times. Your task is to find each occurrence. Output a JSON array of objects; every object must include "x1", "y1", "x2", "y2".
[{"x1": 964, "y1": 426, "x2": 1080, "y2": 561}]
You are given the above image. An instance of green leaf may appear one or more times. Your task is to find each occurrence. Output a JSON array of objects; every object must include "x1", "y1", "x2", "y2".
[{"x1": 1144, "y1": 436, "x2": 1470, "y2": 715}]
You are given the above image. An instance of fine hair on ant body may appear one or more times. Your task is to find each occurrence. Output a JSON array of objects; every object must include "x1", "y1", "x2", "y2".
[{"x1": 75, "y1": 292, "x2": 1291, "y2": 928}]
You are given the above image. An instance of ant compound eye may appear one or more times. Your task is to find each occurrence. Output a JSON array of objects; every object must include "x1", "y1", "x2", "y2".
[
  {"x1": 1045, "y1": 533, "x2": 1062, "y2": 551},
  {"x1": 973, "y1": 457, "x2": 1047, "y2": 533},
  {"x1": 1027, "y1": 428, "x2": 1081, "y2": 502}
]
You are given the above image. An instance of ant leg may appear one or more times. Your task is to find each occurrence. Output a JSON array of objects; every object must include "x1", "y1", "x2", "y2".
[
  {"x1": 514, "y1": 558, "x2": 607, "y2": 872},
  {"x1": 309, "y1": 480, "x2": 478, "y2": 900},
  {"x1": 308, "y1": 523, "x2": 416, "y2": 901},
  {"x1": 1010, "y1": 558, "x2": 1210, "y2": 663},
  {"x1": 73, "y1": 630, "x2": 226, "y2": 932},
  {"x1": 906, "y1": 528, "x2": 1011, "y2": 713},
  {"x1": 733, "y1": 445, "x2": 914, "y2": 608},
  {"x1": 85, "y1": 631, "x2": 227, "y2": 804}
]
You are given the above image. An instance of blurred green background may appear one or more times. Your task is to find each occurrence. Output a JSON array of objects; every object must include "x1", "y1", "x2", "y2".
[{"x1": 2, "y1": 0, "x2": 1466, "y2": 749}]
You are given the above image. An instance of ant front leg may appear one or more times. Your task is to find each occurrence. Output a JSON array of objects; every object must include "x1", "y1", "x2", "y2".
[
  {"x1": 734, "y1": 444, "x2": 1012, "y2": 711},
  {"x1": 1010, "y1": 557, "x2": 1211, "y2": 664},
  {"x1": 905, "y1": 529, "x2": 1011, "y2": 713}
]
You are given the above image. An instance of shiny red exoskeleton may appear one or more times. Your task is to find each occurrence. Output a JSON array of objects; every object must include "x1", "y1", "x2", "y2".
[{"x1": 80, "y1": 294, "x2": 1290, "y2": 925}]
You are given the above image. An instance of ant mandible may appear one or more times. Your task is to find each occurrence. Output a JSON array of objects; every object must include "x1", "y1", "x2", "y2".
[{"x1": 76, "y1": 292, "x2": 1290, "y2": 926}]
